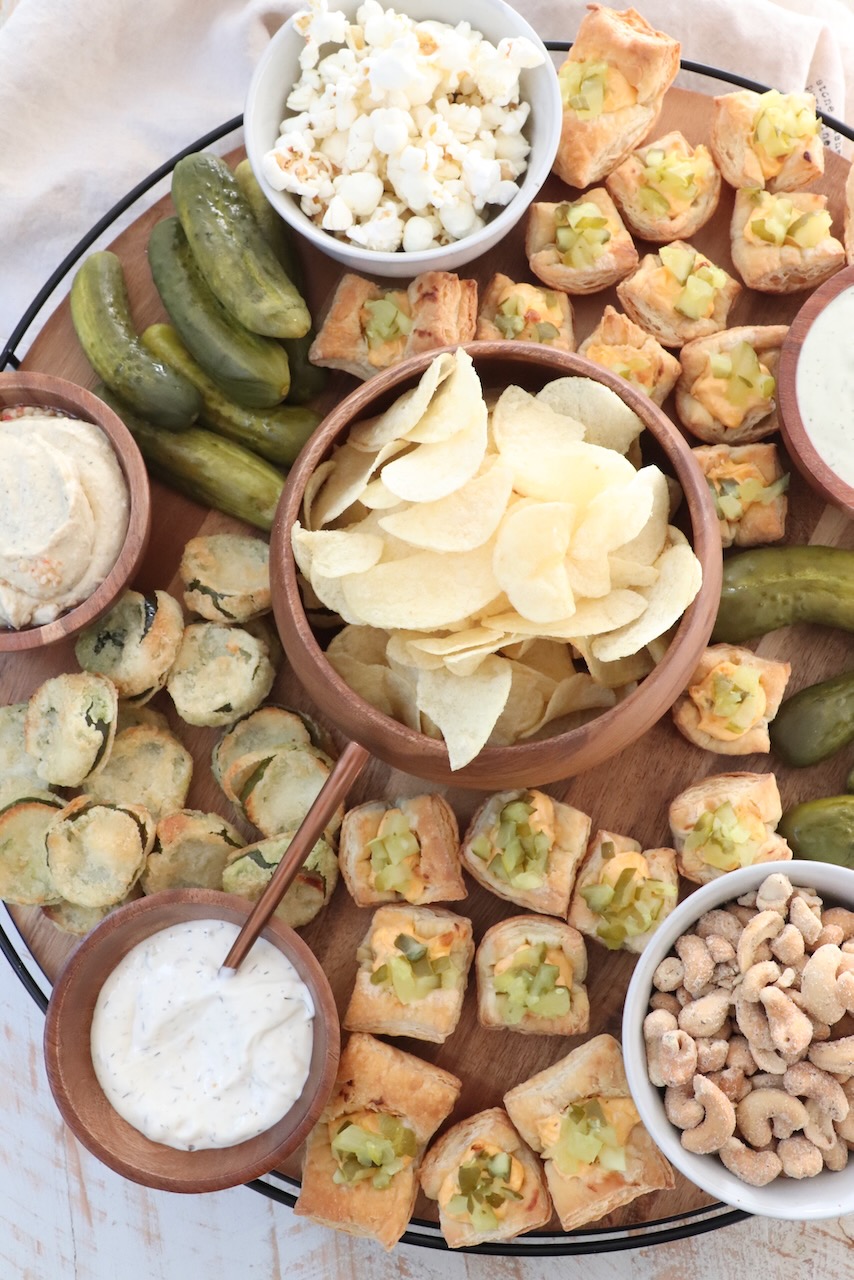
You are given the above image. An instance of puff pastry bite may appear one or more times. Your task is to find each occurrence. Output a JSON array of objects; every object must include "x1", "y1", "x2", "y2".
[
  {"x1": 419, "y1": 1107, "x2": 553, "y2": 1247},
  {"x1": 554, "y1": 5, "x2": 680, "y2": 189},
  {"x1": 475, "y1": 274, "x2": 575, "y2": 350},
  {"x1": 344, "y1": 904, "x2": 474, "y2": 1043},
  {"x1": 476, "y1": 915, "x2": 589, "y2": 1036},
  {"x1": 672, "y1": 644, "x2": 792, "y2": 756},
  {"x1": 693, "y1": 442, "x2": 789, "y2": 549},
  {"x1": 309, "y1": 270, "x2": 477, "y2": 380},
  {"x1": 668, "y1": 771, "x2": 792, "y2": 884},
  {"x1": 526, "y1": 190, "x2": 638, "y2": 295},
  {"x1": 504, "y1": 1034, "x2": 674, "y2": 1231},
  {"x1": 577, "y1": 305, "x2": 681, "y2": 405},
  {"x1": 605, "y1": 130, "x2": 721, "y2": 242},
  {"x1": 295, "y1": 1033, "x2": 462, "y2": 1251},
  {"x1": 338, "y1": 794, "x2": 465, "y2": 907},
  {"x1": 460, "y1": 789, "x2": 592, "y2": 917},
  {"x1": 710, "y1": 89, "x2": 823, "y2": 192},
  {"x1": 567, "y1": 830, "x2": 677, "y2": 953},
  {"x1": 675, "y1": 325, "x2": 787, "y2": 445},
  {"x1": 730, "y1": 188, "x2": 844, "y2": 293},
  {"x1": 617, "y1": 242, "x2": 741, "y2": 348}
]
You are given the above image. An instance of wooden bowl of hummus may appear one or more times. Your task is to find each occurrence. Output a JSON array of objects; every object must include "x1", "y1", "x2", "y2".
[{"x1": 0, "y1": 371, "x2": 151, "y2": 652}]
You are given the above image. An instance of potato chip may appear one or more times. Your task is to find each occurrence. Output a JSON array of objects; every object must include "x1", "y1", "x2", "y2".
[
  {"x1": 591, "y1": 543, "x2": 702, "y2": 662},
  {"x1": 483, "y1": 587, "x2": 646, "y2": 639},
  {"x1": 326, "y1": 624, "x2": 390, "y2": 667},
  {"x1": 615, "y1": 466, "x2": 671, "y2": 564},
  {"x1": 305, "y1": 567, "x2": 361, "y2": 623},
  {"x1": 495, "y1": 429, "x2": 636, "y2": 507},
  {"x1": 502, "y1": 638, "x2": 578, "y2": 683},
  {"x1": 536, "y1": 376, "x2": 645, "y2": 454},
  {"x1": 520, "y1": 673, "x2": 616, "y2": 739},
  {"x1": 341, "y1": 540, "x2": 499, "y2": 631},
  {"x1": 488, "y1": 662, "x2": 551, "y2": 745},
  {"x1": 380, "y1": 404, "x2": 487, "y2": 503},
  {"x1": 385, "y1": 630, "x2": 444, "y2": 671},
  {"x1": 493, "y1": 501, "x2": 575, "y2": 623},
  {"x1": 311, "y1": 439, "x2": 408, "y2": 528},
  {"x1": 359, "y1": 477, "x2": 401, "y2": 510},
  {"x1": 572, "y1": 467, "x2": 659, "y2": 560},
  {"x1": 608, "y1": 556, "x2": 659, "y2": 589},
  {"x1": 348, "y1": 351, "x2": 456, "y2": 450},
  {"x1": 292, "y1": 524, "x2": 385, "y2": 579},
  {"x1": 572, "y1": 635, "x2": 655, "y2": 688},
  {"x1": 404, "y1": 348, "x2": 482, "y2": 444},
  {"x1": 491, "y1": 384, "x2": 585, "y2": 448},
  {"x1": 377, "y1": 456, "x2": 513, "y2": 552},
  {"x1": 326, "y1": 651, "x2": 398, "y2": 718},
  {"x1": 415, "y1": 656, "x2": 513, "y2": 770},
  {"x1": 303, "y1": 459, "x2": 335, "y2": 531}
]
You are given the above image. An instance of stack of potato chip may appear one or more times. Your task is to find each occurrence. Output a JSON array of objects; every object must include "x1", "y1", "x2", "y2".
[{"x1": 293, "y1": 350, "x2": 702, "y2": 769}]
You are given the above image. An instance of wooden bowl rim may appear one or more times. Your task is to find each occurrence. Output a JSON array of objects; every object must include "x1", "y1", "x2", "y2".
[
  {"x1": 0, "y1": 371, "x2": 152, "y2": 653},
  {"x1": 43, "y1": 888, "x2": 341, "y2": 1193},
  {"x1": 271, "y1": 341, "x2": 723, "y2": 789},
  {"x1": 778, "y1": 264, "x2": 854, "y2": 518}
]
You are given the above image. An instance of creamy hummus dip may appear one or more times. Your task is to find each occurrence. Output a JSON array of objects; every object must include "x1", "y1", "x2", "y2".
[{"x1": 0, "y1": 413, "x2": 130, "y2": 630}]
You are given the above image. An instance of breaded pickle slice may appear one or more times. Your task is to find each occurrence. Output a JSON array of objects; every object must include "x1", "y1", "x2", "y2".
[
  {"x1": 0, "y1": 703, "x2": 47, "y2": 807},
  {"x1": 166, "y1": 622, "x2": 276, "y2": 727},
  {"x1": 0, "y1": 793, "x2": 64, "y2": 905},
  {"x1": 141, "y1": 809, "x2": 244, "y2": 895},
  {"x1": 25, "y1": 672, "x2": 119, "y2": 787},
  {"x1": 42, "y1": 890, "x2": 139, "y2": 936},
  {"x1": 75, "y1": 589, "x2": 184, "y2": 703},
  {"x1": 212, "y1": 705, "x2": 312, "y2": 789},
  {"x1": 82, "y1": 724, "x2": 193, "y2": 821},
  {"x1": 223, "y1": 831, "x2": 338, "y2": 928},
  {"x1": 228, "y1": 743, "x2": 341, "y2": 839},
  {"x1": 46, "y1": 796, "x2": 155, "y2": 908},
  {"x1": 180, "y1": 534, "x2": 271, "y2": 624}
]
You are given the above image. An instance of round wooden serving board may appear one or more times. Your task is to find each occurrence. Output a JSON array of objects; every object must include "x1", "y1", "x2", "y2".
[{"x1": 4, "y1": 86, "x2": 854, "y2": 1239}]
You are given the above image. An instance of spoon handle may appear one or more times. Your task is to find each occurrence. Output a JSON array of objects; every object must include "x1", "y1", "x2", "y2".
[{"x1": 222, "y1": 739, "x2": 370, "y2": 970}]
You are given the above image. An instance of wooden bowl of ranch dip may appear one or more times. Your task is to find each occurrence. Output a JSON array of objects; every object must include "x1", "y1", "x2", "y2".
[
  {"x1": 777, "y1": 264, "x2": 854, "y2": 519},
  {"x1": 43, "y1": 889, "x2": 340, "y2": 1193},
  {"x1": 0, "y1": 371, "x2": 151, "y2": 652}
]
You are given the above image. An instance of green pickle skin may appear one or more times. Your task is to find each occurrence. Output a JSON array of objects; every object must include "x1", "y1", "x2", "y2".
[
  {"x1": 770, "y1": 670, "x2": 854, "y2": 767},
  {"x1": 713, "y1": 546, "x2": 854, "y2": 643},
  {"x1": 778, "y1": 796, "x2": 854, "y2": 867}
]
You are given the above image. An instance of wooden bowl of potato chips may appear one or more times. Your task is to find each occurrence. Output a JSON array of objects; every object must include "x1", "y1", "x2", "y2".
[{"x1": 271, "y1": 342, "x2": 722, "y2": 789}]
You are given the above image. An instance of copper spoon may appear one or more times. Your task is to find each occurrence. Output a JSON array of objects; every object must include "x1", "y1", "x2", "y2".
[{"x1": 221, "y1": 739, "x2": 370, "y2": 971}]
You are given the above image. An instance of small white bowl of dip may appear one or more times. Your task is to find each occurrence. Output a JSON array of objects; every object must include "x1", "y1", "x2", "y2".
[
  {"x1": 44, "y1": 889, "x2": 340, "y2": 1193},
  {"x1": 778, "y1": 264, "x2": 854, "y2": 519}
]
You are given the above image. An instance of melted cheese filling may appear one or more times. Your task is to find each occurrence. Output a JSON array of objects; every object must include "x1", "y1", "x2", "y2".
[{"x1": 690, "y1": 364, "x2": 774, "y2": 430}]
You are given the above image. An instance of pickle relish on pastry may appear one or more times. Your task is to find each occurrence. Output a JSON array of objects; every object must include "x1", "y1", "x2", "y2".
[
  {"x1": 577, "y1": 842, "x2": 676, "y2": 950},
  {"x1": 329, "y1": 1111, "x2": 418, "y2": 1189},
  {"x1": 538, "y1": 1096, "x2": 641, "y2": 1177},
  {"x1": 439, "y1": 1143, "x2": 525, "y2": 1231}
]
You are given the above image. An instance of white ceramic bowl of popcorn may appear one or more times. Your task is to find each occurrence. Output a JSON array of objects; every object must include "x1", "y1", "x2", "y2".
[
  {"x1": 622, "y1": 859, "x2": 854, "y2": 1220},
  {"x1": 244, "y1": 0, "x2": 561, "y2": 275}
]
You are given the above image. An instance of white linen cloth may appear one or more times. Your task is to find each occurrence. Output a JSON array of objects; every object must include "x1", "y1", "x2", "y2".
[{"x1": 1, "y1": 0, "x2": 853, "y2": 353}]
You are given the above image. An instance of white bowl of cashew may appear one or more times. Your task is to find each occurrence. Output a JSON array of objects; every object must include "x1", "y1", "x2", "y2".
[{"x1": 622, "y1": 859, "x2": 854, "y2": 1219}]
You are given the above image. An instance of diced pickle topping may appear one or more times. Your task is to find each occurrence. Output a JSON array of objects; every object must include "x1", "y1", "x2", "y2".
[
  {"x1": 558, "y1": 59, "x2": 609, "y2": 117},
  {"x1": 363, "y1": 929, "x2": 459, "y2": 1004},
  {"x1": 470, "y1": 794, "x2": 551, "y2": 890},
  {"x1": 690, "y1": 662, "x2": 769, "y2": 739},
  {"x1": 638, "y1": 147, "x2": 709, "y2": 215},
  {"x1": 554, "y1": 201, "x2": 612, "y2": 269},
  {"x1": 445, "y1": 1147, "x2": 524, "y2": 1230},
  {"x1": 659, "y1": 244, "x2": 727, "y2": 320},
  {"x1": 579, "y1": 842, "x2": 675, "y2": 949},
  {"x1": 492, "y1": 940, "x2": 572, "y2": 1022},
  {"x1": 545, "y1": 1099, "x2": 630, "y2": 1177},
  {"x1": 368, "y1": 808, "x2": 422, "y2": 898},
  {"x1": 753, "y1": 90, "x2": 818, "y2": 162},
  {"x1": 707, "y1": 470, "x2": 789, "y2": 523},
  {"x1": 682, "y1": 801, "x2": 766, "y2": 871},
  {"x1": 746, "y1": 191, "x2": 831, "y2": 248},
  {"x1": 330, "y1": 1113, "x2": 417, "y2": 1189},
  {"x1": 706, "y1": 341, "x2": 776, "y2": 413},
  {"x1": 363, "y1": 295, "x2": 413, "y2": 349}
]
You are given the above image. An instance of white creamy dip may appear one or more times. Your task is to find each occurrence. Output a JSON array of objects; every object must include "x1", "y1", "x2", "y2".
[
  {"x1": 90, "y1": 918, "x2": 315, "y2": 1151},
  {"x1": 795, "y1": 287, "x2": 854, "y2": 490},
  {"x1": 0, "y1": 412, "x2": 130, "y2": 630}
]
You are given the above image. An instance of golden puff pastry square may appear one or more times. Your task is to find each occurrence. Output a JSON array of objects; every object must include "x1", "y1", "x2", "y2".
[
  {"x1": 668, "y1": 770, "x2": 792, "y2": 885},
  {"x1": 309, "y1": 270, "x2": 477, "y2": 380},
  {"x1": 567, "y1": 830, "x2": 677, "y2": 954},
  {"x1": 419, "y1": 1107, "x2": 553, "y2": 1247},
  {"x1": 672, "y1": 643, "x2": 791, "y2": 756},
  {"x1": 605, "y1": 130, "x2": 721, "y2": 243},
  {"x1": 338, "y1": 794, "x2": 465, "y2": 908},
  {"x1": 475, "y1": 274, "x2": 575, "y2": 351},
  {"x1": 730, "y1": 189, "x2": 845, "y2": 294},
  {"x1": 525, "y1": 190, "x2": 638, "y2": 296},
  {"x1": 692, "y1": 441, "x2": 789, "y2": 550},
  {"x1": 476, "y1": 914, "x2": 589, "y2": 1036},
  {"x1": 577, "y1": 305, "x2": 681, "y2": 405},
  {"x1": 504, "y1": 1034, "x2": 674, "y2": 1231},
  {"x1": 295, "y1": 1032, "x2": 462, "y2": 1251},
  {"x1": 675, "y1": 325, "x2": 788, "y2": 445},
  {"x1": 460, "y1": 789, "x2": 592, "y2": 917},
  {"x1": 710, "y1": 89, "x2": 824, "y2": 193},
  {"x1": 554, "y1": 5, "x2": 680, "y2": 189},
  {"x1": 344, "y1": 904, "x2": 474, "y2": 1044},
  {"x1": 617, "y1": 241, "x2": 742, "y2": 348}
]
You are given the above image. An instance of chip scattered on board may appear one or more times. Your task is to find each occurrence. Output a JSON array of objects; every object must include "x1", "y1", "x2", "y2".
[{"x1": 293, "y1": 349, "x2": 703, "y2": 769}]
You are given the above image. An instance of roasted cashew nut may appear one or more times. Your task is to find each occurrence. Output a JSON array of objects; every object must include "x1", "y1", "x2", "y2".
[
  {"x1": 696, "y1": 1036, "x2": 730, "y2": 1074},
  {"x1": 770, "y1": 923, "x2": 805, "y2": 967},
  {"x1": 675, "y1": 934, "x2": 715, "y2": 996},
  {"x1": 823, "y1": 1135, "x2": 849, "y2": 1171},
  {"x1": 758, "y1": 986, "x2": 814, "y2": 1061},
  {"x1": 680, "y1": 1074, "x2": 737, "y2": 1155},
  {"x1": 735, "y1": 1089, "x2": 808, "y2": 1147},
  {"x1": 755, "y1": 873, "x2": 793, "y2": 915},
  {"x1": 737, "y1": 910, "x2": 785, "y2": 974},
  {"x1": 678, "y1": 989, "x2": 731, "y2": 1039},
  {"x1": 658, "y1": 1029, "x2": 698, "y2": 1088},
  {"x1": 750, "y1": 1072, "x2": 786, "y2": 1091},
  {"x1": 734, "y1": 987, "x2": 774, "y2": 1051},
  {"x1": 726, "y1": 1035, "x2": 758, "y2": 1077},
  {"x1": 664, "y1": 1084, "x2": 704, "y2": 1130},
  {"x1": 789, "y1": 895, "x2": 823, "y2": 946},
  {"x1": 787, "y1": 989, "x2": 832, "y2": 1042},
  {"x1": 777, "y1": 1135, "x2": 823, "y2": 1179},
  {"x1": 802, "y1": 1097, "x2": 836, "y2": 1151},
  {"x1": 644, "y1": 1008, "x2": 678, "y2": 1087},
  {"x1": 706, "y1": 1066, "x2": 751, "y2": 1104},
  {"x1": 800, "y1": 944, "x2": 848, "y2": 1026},
  {"x1": 836, "y1": 969, "x2": 854, "y2": 1016},
  {"x1": 808, "y1": 1034, "x2": 854, "y2": 1077},
  {"x1": 783, "y1": 1061, "x2": 849, "y2": 1124},
  {"x1": 650, "y1": 991, "x2": 682, "y2": 1017},
  {"x1": 749, "y1": 1042, "x2": 790, "y2": 1076},
  {"x1": 652, "y1": 956, "x2": 685, "y2": 992},
  {"x1": 705, "y1": 934, "x2": 736, "y2": 965},
  {"x1": 739, "y1": 959, "x2": 781, "y2": 1002},
  {"x1": 813, "y1": 924, "x2": 846, "y2": 950},
  {"x1": 697, "y1": 909, "x2": 742, "y2": 948},
  {"x1": 719, "y1": 1136, "x2": 782, "y2": 1187},
  {"x1": 822, "y1": 907, "x2": 854, "y2": 942}
]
